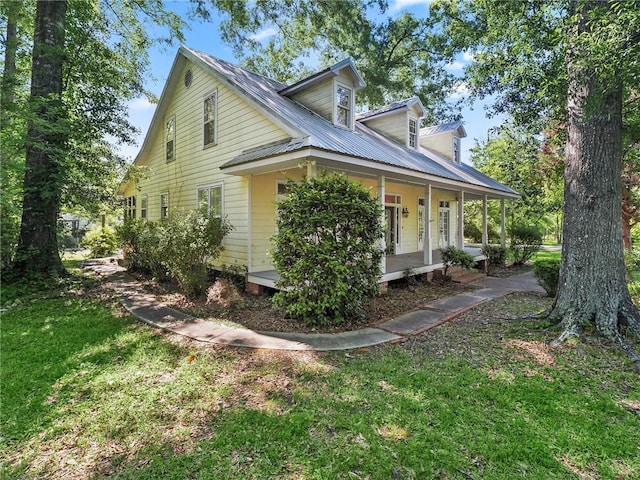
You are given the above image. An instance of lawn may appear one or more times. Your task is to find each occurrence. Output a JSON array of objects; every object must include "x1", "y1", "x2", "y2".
[{"x1": 2, "y1": 268, "x2": 640, "y2": 479}]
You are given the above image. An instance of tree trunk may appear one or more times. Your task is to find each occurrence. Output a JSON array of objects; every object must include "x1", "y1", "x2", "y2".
[
  {"x1": 11, "y1": 0, "x2": 68, "y2": 279},
  {"x1": 1, "y1": 1, "x2": 20, "y2": 122},
  {"x1": 550, "y1": 0, "x2": 640, "y2": 369}
]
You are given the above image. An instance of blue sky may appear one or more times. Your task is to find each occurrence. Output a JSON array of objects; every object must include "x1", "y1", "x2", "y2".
[{"x1": 122, "y1": 0, "x2": 502, "y2": 164}]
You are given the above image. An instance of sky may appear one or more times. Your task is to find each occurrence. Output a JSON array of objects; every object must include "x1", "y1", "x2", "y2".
[{"x1": 121, "y1": 0, "x2": 503, "y2": 164}]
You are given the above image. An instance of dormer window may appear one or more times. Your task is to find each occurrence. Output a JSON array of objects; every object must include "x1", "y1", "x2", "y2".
[
  {"x1": 335, "y1": 84, "x2": 352, "y2": 128},
  {"x1": 409, "y1": 118, "x2": 418, "y2": 149},
  {"x1": 453, "y1": 137, "x2": 460, "y2": 163}
]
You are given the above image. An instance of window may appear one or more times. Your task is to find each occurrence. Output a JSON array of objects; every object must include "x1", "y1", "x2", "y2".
[
  {"x1": 409, "y1": 118, "x2": 418, "y2": 149},
  {"x1": 166, "y1": 116, "x2": 175, "y2": 162},
  {"x1": 125, "y1": 196, "x2": 136, "y2": 219},
  {"x1": 276, "y1": 181, "x2": 289, "y2": 200},
  {"x1": 204, "y1": 91, "x2": 217, "y2": 147},
  {"x1": 335, "y1": 84, "x2": 352, "y2": 128},
  {"x1": 160, "y1": 193, "x2": 169, "y2": 218},
  {"x1": 453, "y1": 137, "x2": 460, "y2": 163},
  {"x1": 140, "y1": 195, "x2": 148, "y2": 220},
  {"x1": 197, "y1": 184, "x2": 223, "y2": 216}
]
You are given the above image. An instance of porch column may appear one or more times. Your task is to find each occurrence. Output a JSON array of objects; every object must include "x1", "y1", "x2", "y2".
[
  {"x1": 500, "y1": 199, "x2": 506, "y2": 247},
  {"x1": 306, "y1": 160, "x2": 317, "y2": 179},
  {"x1": 457, "y1": 190, "x2": 465, "y2": 249},
  {"x1": 247, "y1": 174, "x2": 253, "y2": 272},
  {"x1": 378, "y1": 175, "x2": 386, "y2": 274},
  {"x1": 424, "y1": 184, "x2": 432, "y2": 265},
  {"x1": 482, "y1": 194, "x2": 488, "y2": 245}
]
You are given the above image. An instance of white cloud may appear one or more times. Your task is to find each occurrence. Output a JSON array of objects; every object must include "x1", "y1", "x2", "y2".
[
  {"x1": 445, "y1": 60, "x2": 464, "y2": 71},
  {"x1": 390, "y1": 0, "x2": 431, "y2": 11},
  {"x1": 463, "y1": 50, "x2": 475, "y2": 62},
  {"x1": 250, "y1": 27, "x2": 278, "y2": 42},
  {"x1": 448, "y1": 81, "x2": 471, "y2": 99},
  {"x1": 129, "y1": 97, "x2": 155, "y2": 111}
]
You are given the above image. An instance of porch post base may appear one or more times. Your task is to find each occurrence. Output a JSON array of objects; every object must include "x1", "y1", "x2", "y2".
[
  {"x1": 378, "y1": 281, "x2": 389, "y2": 295},
  {"x1": 245, "y1": 280, "x2": 266, "y2": 295},
  {"x1": 476, "y1": 258, "x2": 488, "y2": 273}
]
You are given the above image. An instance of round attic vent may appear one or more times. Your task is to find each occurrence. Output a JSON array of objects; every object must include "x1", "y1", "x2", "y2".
[{"x1": 184, "y1": 69, "x2": 193, "y2": 88}]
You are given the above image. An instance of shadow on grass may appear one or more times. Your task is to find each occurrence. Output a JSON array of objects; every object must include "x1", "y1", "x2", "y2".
[{"x1": 1, "y1": 295, "x2": 148, "y2": 444}]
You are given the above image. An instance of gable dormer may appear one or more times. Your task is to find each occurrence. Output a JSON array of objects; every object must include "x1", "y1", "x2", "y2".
[
  {"x1": 279, "y1": 58, "x2": 366, "y2": 130},
  {"x1": 357, "y1": 96, "x2": 425, "y2": 150},
  {"x1": 419, "y1": 120, "x2": 467, "y2": 163}
]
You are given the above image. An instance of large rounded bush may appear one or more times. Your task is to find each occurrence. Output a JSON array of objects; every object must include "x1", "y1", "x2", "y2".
[{"x1": 271, "y1": 173, "x2": 384, "y2": 326}]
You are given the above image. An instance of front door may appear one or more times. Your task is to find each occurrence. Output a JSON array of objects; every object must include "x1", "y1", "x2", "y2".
[{"x1": 438, "y1": 201, "x2": 451, "y2": 248}]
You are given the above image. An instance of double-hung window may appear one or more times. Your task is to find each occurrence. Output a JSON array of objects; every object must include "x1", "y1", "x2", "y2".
[
  {"x1": 197, "y1": 184, "x2": 223, "y2": 217},
  {"x1": 166, "y1": 116, "x2": 176, "y2": 162},
  {"x1": 125, "y1": 196, "x2": 136, "y2": 219},
  {"x1": 453, "y1": 137, "x2": 460, "y2": 163},
  {"x1": 140, "y1": 196, "x2": 148, "y2": 220},
  {"x1": 204, "y1": 90, "x2": 217, "y2": 147},
  {"x1": 160, "y1": 192, "x2": 169, "y2": 218},
  {"x1": 335, "y1": 84, "x2": 352, "y2": 128},
  {"x1": 409, "y1": 118, "x2": 418, "y2": 149}
]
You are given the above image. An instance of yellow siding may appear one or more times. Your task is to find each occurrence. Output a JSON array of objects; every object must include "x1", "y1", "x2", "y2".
[
  {"x1": 362, "y1": 111, "x2": 407, "y2": 144},
  {"x1": 250, "y1": 171, "x2": 305, "y2": 271},
  {"x1": 128, "y1": 60, "x2": 291, "y2": 268},
  {"x1": 290, "y1": 79, "x2": 333, "y2": 122},
  {"x1": 421, "y1": 132, "x2": 453, "y2": 160}
]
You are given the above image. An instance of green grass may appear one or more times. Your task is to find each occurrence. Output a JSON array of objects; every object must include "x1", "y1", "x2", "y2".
[
  {"x1": 2, "y1": 276, "x2": 639, "y2": 479},
  {"x1": 533, "y1": 249, "x2": 561, "y2": 262}
]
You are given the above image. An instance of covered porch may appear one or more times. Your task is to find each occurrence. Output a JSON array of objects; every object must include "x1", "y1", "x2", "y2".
[{"x1": 246, "y1": 247, "x2": 484, "y2": 290}]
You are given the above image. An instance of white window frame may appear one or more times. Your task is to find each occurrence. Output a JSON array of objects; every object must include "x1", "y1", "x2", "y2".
[
  {"x1": 453, "y1": 136, "x2": 460, "y2": 163},
  {"x1": 408, "y1": 117, "x2": 418, "y2": 149},
  {"x1": 203, "y1": 89, "x2": 218, "y2": 147},
  {"x1": 140, "y1": 195, "x2": 148, "y2": 220},
  {"x1": 125, "y1": 196, "x2": 136, "y2": 219},
  {"x1": 160, "y1": 192, "x2": 169, "y2": 218},
  {"x1": 334, "y1": 81, "x2": 353, "y2": 129},
  {"x1": 166, "y1": 115, "x2": 176, "y2": 163},
  {"x1": 196, "y1": 182, "x2": 224, "y2": 217}
]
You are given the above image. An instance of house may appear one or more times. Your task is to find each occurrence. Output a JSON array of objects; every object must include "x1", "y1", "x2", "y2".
[{"x1": 119, "y1": 47, "x2": 518, "y2": 292}]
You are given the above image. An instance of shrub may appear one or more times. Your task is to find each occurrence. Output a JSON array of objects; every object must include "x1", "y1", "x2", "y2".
[
  {"x1": 509, "y1": 223, "x2": 543, "y2": 265},
  {"x1": 116, "y1": 218, "x2": 165, "y2": 277},
  {"x1": 161, "y1": 210, "x2": 233, "y2": 297},
  {"x1": 481, "y1": 244, "x2": 507, "y2": 267},
  {"x1": 624, "y1": 250, "x2": 640, "y2": 278},
  {"x1": 533, "y1": 258, "x2": 560, "y2": 297},
  {"x1": 117, "y1": 211, "x2": 232, "y2": 296},
  {"x1": 464, "y1": 222, "x2": 482, "y2": 243},
  {"x1": 82, "y1": 226, "x2": 118, "y2": 258},
  {"x1": 440, "y1": 245, "x2": 476, "y2": 275},
  {"x1": 217, "y1": 263, "x2": 247, "y2": 290},
  {"x1": 271, "y1": 173, "x2": 384, "y2": 326}
]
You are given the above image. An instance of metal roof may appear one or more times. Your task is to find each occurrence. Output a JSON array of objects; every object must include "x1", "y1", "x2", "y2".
[
  {"x1": 357, "y1": 96, "x2": 425, "y2": 121},
  {"x1": 420, "y1": 120, "x2": 467, "y2": 137},
  {"x1": 184, "y1": 48, "x2": 514, "y2": 197}
]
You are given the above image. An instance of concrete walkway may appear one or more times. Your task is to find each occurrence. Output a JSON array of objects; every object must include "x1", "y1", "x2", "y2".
[{"x1": 84, "y1": 259, "x2": 546, "y2": 351}]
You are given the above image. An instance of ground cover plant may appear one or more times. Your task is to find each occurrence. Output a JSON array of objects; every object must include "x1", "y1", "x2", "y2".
[{"x1": 2, "y1": 266, "x2": 639, "y2": 479}]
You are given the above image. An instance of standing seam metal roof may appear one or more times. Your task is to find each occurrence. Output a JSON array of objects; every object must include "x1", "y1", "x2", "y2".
[{"x1": 185, "y1": 48, "x2": 516, "y2": 196}]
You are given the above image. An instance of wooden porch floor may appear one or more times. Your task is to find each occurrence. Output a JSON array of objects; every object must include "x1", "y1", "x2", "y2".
[{"x1": 247, "y1": 247, "x2": 484, "y2": 288}]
